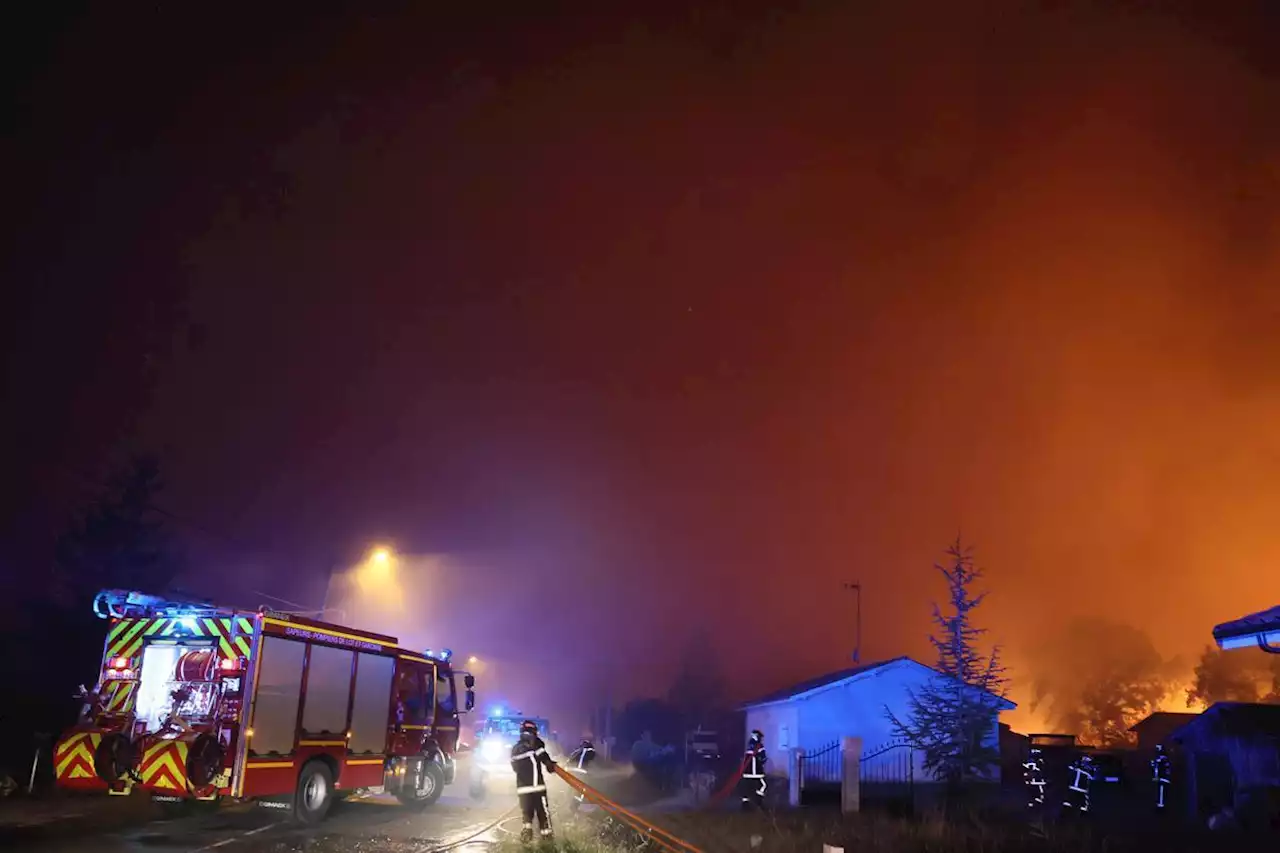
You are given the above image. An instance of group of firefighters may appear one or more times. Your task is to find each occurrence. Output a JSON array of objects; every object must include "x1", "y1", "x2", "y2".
[
  {"x1": 1023, "y1": 743, "x2": 1173, "y2": 816},
  {"x1": 515, "y1": 723, "x2": 1179, "y2": 840},
  {"x1": 503, "y1": 721, "x2": 769, "y2": 843}
]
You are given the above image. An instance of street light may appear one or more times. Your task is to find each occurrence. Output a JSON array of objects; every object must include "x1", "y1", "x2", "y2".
[
  {"x1": 357, "y1": 545, "x2": 396, "y2": 588},
  {"x1": 468, "y1": 655, "x2": 478, "y2": 664}
]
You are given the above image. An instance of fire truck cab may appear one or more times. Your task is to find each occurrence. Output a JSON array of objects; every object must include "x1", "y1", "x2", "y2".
[{"x1": 53, "y1": 590, "x2": 476, "y2": 823}]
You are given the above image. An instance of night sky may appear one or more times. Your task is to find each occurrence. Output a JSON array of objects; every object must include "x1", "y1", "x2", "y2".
[{"x1": 4, "y1": 2, "x2": 1280, "y2": 731}]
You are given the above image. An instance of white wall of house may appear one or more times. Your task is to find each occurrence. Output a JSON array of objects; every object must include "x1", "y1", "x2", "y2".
[
  {"x1": 743, "y1": 660, "x2": 1010, "y2": 782},
  {"x1": 743, "y1": 702, "x2": 799, "y2": 776}
]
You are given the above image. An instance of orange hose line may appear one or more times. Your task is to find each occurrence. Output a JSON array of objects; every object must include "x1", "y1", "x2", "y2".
[
  {"x1": 553, "y1": 767, "x2": 706, "y2": 853},
  {"x1": 561, "y1": 776, "x2": 685, "y2": 853}
]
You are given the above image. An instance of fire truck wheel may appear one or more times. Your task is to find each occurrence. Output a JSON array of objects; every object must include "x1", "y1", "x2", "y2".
[
  {"x1": 93, "y1": 733, "x2": 136, "y2": 783},
  {"x1": 294, "y1": 761, "x2": 335, "y2": 824},
  {"x1": 396, "y1": 758, "x2": 445, "y2": 809}
]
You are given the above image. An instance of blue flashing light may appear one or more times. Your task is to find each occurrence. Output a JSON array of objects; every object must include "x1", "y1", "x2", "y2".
[
  {"x1": 492, "y1": 706, "x2": 504, "y2": 717},
  {"x1": 440, "y1": 648, "x2": 453, "y2": 661},
  {"x1": 423, "y1": 648, "x2": 434, "y2": 658},
  {"x1": 180, "y1": 617, "x2": 198, "y2": 631}
]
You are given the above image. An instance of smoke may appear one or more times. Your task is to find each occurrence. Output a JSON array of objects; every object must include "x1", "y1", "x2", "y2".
[
  {"x1": 320, "y1": 551, "x2": 632, "y2": 733},
  {"x1": 120, "y1": 1, "x2": 1280, "y2": 716},
  {"x1": 1004, "y1": 618, "x2": 1189, "y2": 744}
]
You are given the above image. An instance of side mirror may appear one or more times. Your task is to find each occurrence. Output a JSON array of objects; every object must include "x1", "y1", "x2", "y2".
[
  {"x1": 465, "y1": 689, "x2": 476, "y2": 711},
  {"x1": 464, "y1": 674, "x2": 475, "y2": 689}
]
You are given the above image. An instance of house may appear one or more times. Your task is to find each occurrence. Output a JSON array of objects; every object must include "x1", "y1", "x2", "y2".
[
  {"x1": 1169, "y1": 701, "x2": 1280, "y2": 825},
  {"x1": 739, "y1": 656, "x2": 1016, "y2": 782},
  {"x1": 1129, "y1": 711, "x2": 1200, "y2": 751},
  {"x1": 1213, "y1": 605, "x2": 1280, "y2": 653}
]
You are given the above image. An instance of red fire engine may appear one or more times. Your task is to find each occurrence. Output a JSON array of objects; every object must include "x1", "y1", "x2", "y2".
[{"x1": 53, "y1": 590, "x2": 476, "y2": 823}]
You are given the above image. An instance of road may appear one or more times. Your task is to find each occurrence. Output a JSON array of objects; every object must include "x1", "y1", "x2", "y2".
[{"x1": 0, "y1": 769, "x2": 611, "y2": 853}]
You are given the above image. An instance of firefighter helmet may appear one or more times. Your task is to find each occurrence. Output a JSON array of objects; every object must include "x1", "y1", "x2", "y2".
[
  {"x1": 749, "y1": 729, "x2": 763, "y2": 743},
  {"x1": 520, "y1": 719, "x2": 540, "y2": 737}
]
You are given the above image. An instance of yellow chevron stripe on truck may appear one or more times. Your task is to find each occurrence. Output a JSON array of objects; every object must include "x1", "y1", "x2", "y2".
[
  {"x1": 106, "y1": 616, "x2": 256, "y2": 662},
  {"x1": 102, "y1": 681, "x2": 137, "y2": 714},
  {"x1": 54, "y1": 733, "x2": 101, "y2": 781},
  {"x1": 139, "y1": 739, "x2": 191, "y2": 792}
]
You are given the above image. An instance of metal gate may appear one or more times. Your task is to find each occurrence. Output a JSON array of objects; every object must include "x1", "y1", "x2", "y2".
[
  {"x1": 860, "y1": 738, "x2": 915, "y2": 810},
  {"x1": 800, "y1": 740, "x2": 842, "y2": 787}
]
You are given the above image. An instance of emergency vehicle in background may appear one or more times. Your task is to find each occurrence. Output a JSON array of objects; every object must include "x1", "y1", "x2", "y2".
[
  {"x1": 53, "y1": 590, "x2": 476, "y2": 823},
  {"x1": 469, "y1": 710, "x2": 556, "y2": 798}
]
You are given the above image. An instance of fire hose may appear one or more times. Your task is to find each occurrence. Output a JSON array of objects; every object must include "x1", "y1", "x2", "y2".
[
  {"x1": 552, "y1": 765, "x2": 706, "y2": 853},
  {"x1": 701, "y1": 763, "x2": 744, "y2": 809},
  {"x1": 425, "y1": 805, "x2": 520, "y2": 852}
]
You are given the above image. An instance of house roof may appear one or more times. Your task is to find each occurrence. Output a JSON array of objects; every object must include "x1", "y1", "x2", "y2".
[
  {"x1": 740, "y1": 656, "x2": 1016, "y2": 711},
  {"x1": 1213, "y1": 605, "x2": 1280, "y2": 651},
  {"x1": 1128, "y1": 711, "x2": 1199, "y2": 733},
  {"x1": 1169, "y1": 702, "x2": 1280, "y2": 743}
]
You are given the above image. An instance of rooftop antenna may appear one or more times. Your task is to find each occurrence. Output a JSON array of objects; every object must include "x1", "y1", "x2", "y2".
[{"x1": 842, "y1": 582, "x2": 862, "y2": 664}]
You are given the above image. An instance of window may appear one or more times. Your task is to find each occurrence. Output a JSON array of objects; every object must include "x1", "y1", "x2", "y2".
[
  {"x1": 394, "y1": 666, "x2": 430, "y2": 726},
  {"x1": 250, "y1": 637, "x2": 306, "y2": 756},
  {"x1": 349, "y1": 653, "x2": 394, "y2": 754},
  {"x1": 436, "y1": 670, "x2": 456, "y2": 715},
  {"x1": 301, "y1": 644, "x2": 354, "y2": 736},
  {"x1": 779, "y1": 726, "x2": 790, "y2": 750}
]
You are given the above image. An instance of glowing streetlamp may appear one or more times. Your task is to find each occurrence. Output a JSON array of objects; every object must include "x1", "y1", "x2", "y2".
[
  {"x1": 357, "y1": 545, "x2": 396, "y2": 589},
  {"x1": 467, "y1": 655, "x2": 478, "y2": 664}
]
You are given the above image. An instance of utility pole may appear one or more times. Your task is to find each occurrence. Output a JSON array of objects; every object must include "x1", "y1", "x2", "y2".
[
  {"x1": 604, "y1": 681, "x2": 614, "y2": 761},
  {"x1": 842, "y1": 582, "x2": 862, "y2": 664}
]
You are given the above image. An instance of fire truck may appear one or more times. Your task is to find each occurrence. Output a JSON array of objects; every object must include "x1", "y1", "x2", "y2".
[
  {"x1": 469, "y1": 710, "x2": 558, "y2": 798},
  {"x1": 53, "y1": 590, "x2": 476, "y2": 823}
]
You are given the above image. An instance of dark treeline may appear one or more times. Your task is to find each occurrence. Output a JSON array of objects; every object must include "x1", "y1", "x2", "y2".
[{"x1": 0, "y1": 454, "x2": 183, "y2": 784}]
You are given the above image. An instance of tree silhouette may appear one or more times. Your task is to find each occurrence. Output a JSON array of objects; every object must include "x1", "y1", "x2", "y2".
[
  {"x1": 886, "y1": 538, "x2": 1009, "y2": 788},
  {"x1": 1028, "y1": 618, "x2": 1177, "y2": 747},
  {"x1": 666, "y1": 626, "x2": 728, "y2": 731},
  {"x1": 1188, "y1": 645, "x2": 1280, "y2": 707},
  {"x1": 52, "y1": 454, "x2": 183, "y2": 606}
]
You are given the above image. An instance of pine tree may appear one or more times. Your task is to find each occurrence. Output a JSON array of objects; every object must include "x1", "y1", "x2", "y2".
[{"x1": 885, "y1": 537, "x2": 1009, "y2": 789}]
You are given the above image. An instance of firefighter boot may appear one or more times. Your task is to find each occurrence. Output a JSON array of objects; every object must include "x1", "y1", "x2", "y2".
[{"x1": 520, "y1": 824, "x2": 533, "y2": 844}]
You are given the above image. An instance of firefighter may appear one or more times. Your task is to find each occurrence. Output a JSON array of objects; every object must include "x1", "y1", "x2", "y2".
[
  {"x1": 1022, "y1": 746, "x2": 1047, "y2": 810},
  {"x1": 739, "y1": 729, "x2": 768, "y2": 811},
  {"x1": 566, "y1": 738, "x2": 596, "y2": 810},
  {"x1": 1151, "y1": 744, "x2": 1171, "y2": 813},
  {"x1": 511, "y1": 719, "x2": 557, "y2": 842},
  {"x1": 1062, "y1": 753, "x2": 1095, "y2": 815}
]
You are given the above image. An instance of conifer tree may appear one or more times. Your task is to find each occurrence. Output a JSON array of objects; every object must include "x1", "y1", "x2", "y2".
[{"x1": 886, "y1": 538, "x2": 1009, "y2": 787}]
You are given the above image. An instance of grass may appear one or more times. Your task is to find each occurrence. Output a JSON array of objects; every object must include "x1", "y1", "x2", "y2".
[
  {"x1": 542, "y1": 767, "x2": 1279, "y2": 853},
  {"x1": 508, "y1": 804, "x2": 1280, "y2": 853}
]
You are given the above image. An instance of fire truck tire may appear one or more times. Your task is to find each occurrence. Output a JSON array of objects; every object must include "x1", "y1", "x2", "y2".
[
  {"x1": 186, "y1": 734, "x2": 224, "y2": 789},
  {"x1": 293, "y1": 761, "x2": 336, "y2": 824},
  {"x1": 93, "y1": 733, "x2": 137, "y2": 783},
  {"x1": 396, "y1": 758, "x2": 445, "y2": 809}
]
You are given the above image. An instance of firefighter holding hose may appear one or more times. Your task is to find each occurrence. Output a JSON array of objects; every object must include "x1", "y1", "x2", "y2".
[
  {"x1": 739, "y1": 729, "x2": 768, "y2": 811},
  {"x1": 566, "y1": 738, "x2": 596, "y2": 811},
  {"x1": 511, "y1": 719, "x2": 557, "y2": 842}
]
